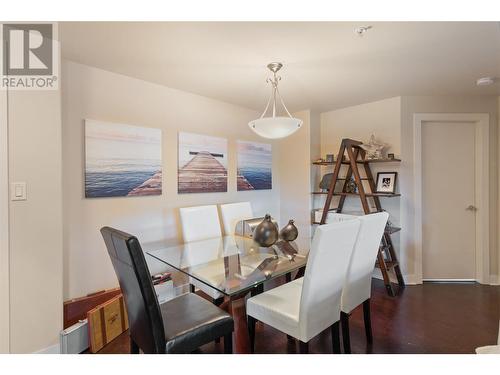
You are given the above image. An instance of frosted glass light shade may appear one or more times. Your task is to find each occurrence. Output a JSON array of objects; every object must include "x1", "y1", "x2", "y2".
[{"x1": 248, "y1": 117, "x2": 303, "y2": 139}]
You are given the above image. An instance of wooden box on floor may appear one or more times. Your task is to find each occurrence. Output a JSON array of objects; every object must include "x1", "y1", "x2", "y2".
[
  {"x1": 63, "y1": 287, "x2": 122, "y2": 329},
  {"x1": 87, "y1": 294, "x2": 129, "y2": 353}
]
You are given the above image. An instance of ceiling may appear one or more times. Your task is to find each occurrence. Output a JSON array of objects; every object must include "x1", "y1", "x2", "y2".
[{"x1": 60, "y1": 22, "x2": 500, "y2": 113}]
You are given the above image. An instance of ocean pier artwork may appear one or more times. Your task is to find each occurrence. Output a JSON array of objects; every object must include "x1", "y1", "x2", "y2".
[
  {"x1": 237, "y1": 140, "x2": 272, "y2": 191},
  {"x1": 178, "y1": 132, "x2": 228, "y2": 194},
  {"x1": 178, "y1": 151, "x2": 227, "y2": 193},
  {"x1": 85, "y1": 120, "x2": 162, "y2": 198}
]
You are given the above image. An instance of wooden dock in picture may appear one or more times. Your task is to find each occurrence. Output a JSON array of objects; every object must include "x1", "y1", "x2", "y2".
[
  {"x1": 237, "y1": 173, "x2": 254, "y2": 191},
  {"x1": 178, "y1": 151, "x2": 228, "y2": 193},
  {"x1": 128, "y1": 170, "x2": 162, "y2": 196}
]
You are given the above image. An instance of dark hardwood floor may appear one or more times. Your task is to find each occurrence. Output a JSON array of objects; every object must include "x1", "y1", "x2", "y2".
[{"x1": 96, "y1": 279, "x2": 500, "y2": 354}]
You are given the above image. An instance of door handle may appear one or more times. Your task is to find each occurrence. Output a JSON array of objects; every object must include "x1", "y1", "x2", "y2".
[{"x1": 466, "y1": 205, "x2": 477, "y2": 211}]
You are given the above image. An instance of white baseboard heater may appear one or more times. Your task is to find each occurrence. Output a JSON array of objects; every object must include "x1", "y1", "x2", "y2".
[{"x1": 60, "y1": 319, "x2": 89, "y2": 354}]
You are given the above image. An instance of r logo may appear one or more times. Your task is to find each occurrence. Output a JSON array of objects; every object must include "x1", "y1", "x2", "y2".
[{"x1": 2, "y1": 24, "x2": 53, "y2": 76}]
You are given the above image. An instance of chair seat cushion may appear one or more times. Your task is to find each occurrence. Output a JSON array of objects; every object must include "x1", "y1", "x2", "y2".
[
  {"x1": 476, "y1": 345, "x2": 500, "y2": 354},
  {"x1": 189, "y1": 260, "x2": 226, "y2": 299},
  {"x1": 246, "y1": 277, "x2": 303, "y2": 340},
  {"x1": 161, "y1": 293, "x2": 233, "y2": 353}
]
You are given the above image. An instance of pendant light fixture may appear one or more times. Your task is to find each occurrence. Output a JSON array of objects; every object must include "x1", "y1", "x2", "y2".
[{"x1": 248, "y1": 62, "x2": 302, "y2": 139}]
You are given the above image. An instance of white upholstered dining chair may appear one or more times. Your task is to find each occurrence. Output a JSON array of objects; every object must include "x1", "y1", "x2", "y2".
[
  {"x1": 339, "y1": 212, "x2": 389, "y2": 353},
  {"x1": 220, "y1": 201, "x2": 253, "y2": 235},
  {"x1": 179, "y1": 205, "x2": 225, "y2": 302},
  {"x1": 475, "y1": 321, "x2": 500, "y2": 354},
  {"x1": 246, "y1": 219, "x2": 361, "y2": 353}
]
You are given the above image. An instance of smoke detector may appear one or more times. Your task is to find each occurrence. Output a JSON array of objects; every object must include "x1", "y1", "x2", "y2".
[
  {"x1": 354, "y1": 26, "x2": 373, "y2": 36},
  {"x1": 476, "y1": 77, "x2": 497, "y2": 86}
]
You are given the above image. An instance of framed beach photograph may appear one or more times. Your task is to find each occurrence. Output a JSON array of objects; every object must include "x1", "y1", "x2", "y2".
[
  {"x1": 178, "y1": 132, "x2": 228, "y2": 193},
  {"x1": 84, "y1": 120, "x2": 162, "y2": 198},
  {"x1": 375, "y1": 172, "x2": 397, "y2": 194},
  {"x1": 237, "y1": 140, "x2": 272, "y2": 191}
]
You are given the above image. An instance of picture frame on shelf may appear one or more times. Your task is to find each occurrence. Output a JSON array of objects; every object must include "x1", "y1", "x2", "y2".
[
  {"x1": 325, "y1": 154, "x2": 334, "y2": 163},
  {"x1": 375, "y1": 172, "x2": 397, "y2": 194},
  {"x1": 387, "y1": 153, "x2": 395, "y2": 160}
]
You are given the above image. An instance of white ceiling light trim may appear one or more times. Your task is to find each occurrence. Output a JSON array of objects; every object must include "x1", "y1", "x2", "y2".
[{"x1": 248, "y1": 62, "x2": 302, "y2": 139}]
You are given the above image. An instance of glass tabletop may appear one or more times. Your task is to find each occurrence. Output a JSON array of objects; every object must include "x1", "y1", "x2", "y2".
[{"x1": 147, "y1": 236, "x2": 308, "y2": 297}]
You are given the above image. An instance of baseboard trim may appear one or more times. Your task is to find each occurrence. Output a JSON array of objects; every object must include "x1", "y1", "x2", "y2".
[
  {"x1": 34, "y1": 343, "x2": 60, "y2": 354},
  {"x1": 423, "y1": 278, "x2": 476, "y2": 282},
  {"x1": 403, "y1": 274, "x2": 419, "y2": 285},
  {"x1": 373, "y1": 272, "x2": 500, "y2": 286},
  {"x1": 372, "y1": 270, "x2": 419, "y2": 285},
  {"x1": 490, "y1": 275, "x2": 500, "y2": 285}
]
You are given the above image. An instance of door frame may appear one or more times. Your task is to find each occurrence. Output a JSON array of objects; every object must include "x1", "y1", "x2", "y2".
[
  {"x1": 413, "y1": 113, "x2": 490, "y2": 284},
  {"x1": 0, "y1": 88, "x2": 9, "y2": 353}
]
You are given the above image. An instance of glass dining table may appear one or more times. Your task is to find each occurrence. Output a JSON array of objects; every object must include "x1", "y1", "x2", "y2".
[
  {"x1": 147, "y1": 235, "x2": 308, "y2": 299},
  {"x1": 147, "y1": 235, "x2": 308, "y2": 352}
]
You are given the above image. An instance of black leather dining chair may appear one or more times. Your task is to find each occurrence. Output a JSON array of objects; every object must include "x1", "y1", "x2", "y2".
[{"x1": 100, "y1": 226, "x2": 234, "y2": 354}]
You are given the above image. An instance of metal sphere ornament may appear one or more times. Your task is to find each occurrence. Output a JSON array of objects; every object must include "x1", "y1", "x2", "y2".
[
  {"x1": 253, "y1": 214, "x2": 279, "y2": 247},
  {"x1": 279, "y1": 219, "x2": 298, "y2": 242}
]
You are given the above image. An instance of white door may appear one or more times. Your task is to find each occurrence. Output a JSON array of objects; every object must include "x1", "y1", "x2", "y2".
[{"x1": 422, "y1": 121, "x2": 476, "y2": 280}]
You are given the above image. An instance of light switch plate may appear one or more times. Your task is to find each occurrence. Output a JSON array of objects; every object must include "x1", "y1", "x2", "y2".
[{"x1": 11, "y1": 182, "x2": 27, "y2": 201}]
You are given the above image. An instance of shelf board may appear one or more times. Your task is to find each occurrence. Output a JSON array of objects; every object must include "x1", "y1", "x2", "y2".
[
  {"x1": 376, "y1": 260, "x2": 399, "y2": 269},
  {"x1": 335, "y1": 177, "x2": 371, "y2": 181},
  {"x1": 313, "y1": 221, "x2": 401, "y2": 235},
  {"x1": 311, "y1": 192, "x2": 401, "y2": 198},
  {"x1": 385, "y1": 226, "x2": 402, "y2": 234},
  {"x1": 312, "y1": 161, "x2": 335, "y2": 165},
  {"x1": 313, "y1": 158, "x2": 401, "y2": 166},
  {"x1": 355, "y1": 158, "x2": 401, "y2": 163}
]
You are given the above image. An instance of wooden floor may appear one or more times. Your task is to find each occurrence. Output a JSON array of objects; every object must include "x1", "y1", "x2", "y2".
[{"x1": 96, "y1": 279, "x2": 499, "y2": 354}]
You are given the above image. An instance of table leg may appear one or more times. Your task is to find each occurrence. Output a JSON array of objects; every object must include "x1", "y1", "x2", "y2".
[
  {"x1": 294, "y1": 266, "x2": 306, "y2": 279},
  {"x1": 219, "y1": 295, "x2": 253, "y2": 354}
]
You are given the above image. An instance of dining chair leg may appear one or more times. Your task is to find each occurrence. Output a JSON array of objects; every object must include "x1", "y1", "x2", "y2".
[
  {"x1": 190, "y1": 284, "x2": 195, "y2": 293},
  {"x1": 224, "y1": 333, "x2": 233, "y2": 354},
  {"x1": 130, "y1": 337, "x2": 139, "y2": 354},
  {"x1": 331, "y1": 321, "x2": 341, "y2": 354},
  {"x1": 341, "y1": 312, "x2": 351, "y2": 354},
  {"x1": 299, "y1": 341, "x2": 309, "y2": 354},
  {"x1": 248, "y1": 315, "x2": 256, "y2": 353},
  {"x1": 363, "y1": 298, "x2": 373, "y2": 344},
  {"x1": 213, "y1": 297, "x2": 224, "y2": 306}
]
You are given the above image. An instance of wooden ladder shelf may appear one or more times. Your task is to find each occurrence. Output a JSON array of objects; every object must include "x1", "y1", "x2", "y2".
[{"x1": 314, "y1": 138, "x2": 405, "y2": 296}]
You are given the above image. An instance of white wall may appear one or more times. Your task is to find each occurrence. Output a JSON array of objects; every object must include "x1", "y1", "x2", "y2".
[
  {"x1": 7, "y1": 88, "x2": 63, "y2": 353},
  {"x1": 0, "y1": 88, "x2": 9, "y2": 353},
  {"x1": 321, "y1": 97, "x2": 402, "y2": 156},
  {"x1": 62, "y1": 61, "x2": 281, "y2": 299},
  {"x1": 278, "y1": 110, "x2": 314, "y2": 250}
]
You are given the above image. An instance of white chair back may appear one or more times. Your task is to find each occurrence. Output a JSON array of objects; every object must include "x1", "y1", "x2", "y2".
[
  {"x1": 220, "y1": 202, "x2": 253, "y2": 235},
  {"x1": 341, "y1": 212, "x2": 389, "y2": 313},
  {"x1": 179, "y1": 205, "x2": 222, "y2": 243},
  {"x1": 299, "y1": 219, "x2": 360, "y2": 341}
]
